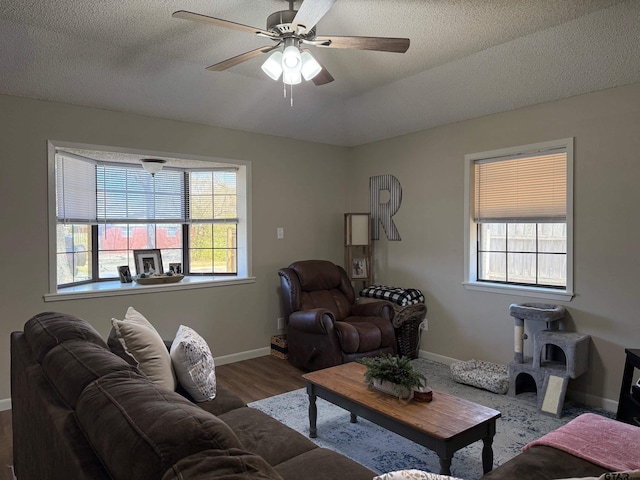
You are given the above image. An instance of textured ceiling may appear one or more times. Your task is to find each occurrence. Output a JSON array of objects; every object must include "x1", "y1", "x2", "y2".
[{"x1": 1, "y1": 0, "x2": 638, "y2": 146}]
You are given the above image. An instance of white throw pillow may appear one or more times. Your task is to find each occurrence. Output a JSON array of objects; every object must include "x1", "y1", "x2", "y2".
[
  {"x1": 373, "y1": 471, "x2": 463, "y2": 480},
  {"x1": 109, "y1": 307, "x2": 177, "y2": 391},
  {"x1": 170, "y1": 325, "x2": 217, "y2": 402}
]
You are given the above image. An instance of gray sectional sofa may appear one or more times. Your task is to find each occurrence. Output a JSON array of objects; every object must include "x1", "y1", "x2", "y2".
[{"x1": 11, "y1": 312, "x2": 375, "y2": 480}]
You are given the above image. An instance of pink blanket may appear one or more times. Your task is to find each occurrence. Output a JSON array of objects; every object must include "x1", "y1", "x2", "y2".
[{"x1": 523, "y1": 413, "x2": 640, "y2": 471}]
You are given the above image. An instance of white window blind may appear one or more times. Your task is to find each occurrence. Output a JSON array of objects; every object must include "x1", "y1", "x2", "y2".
[
  {"x1": 55, "y1": 153, "x2": 97, "y2": 223},
  {"x1": 96, "y1": 165, "x2": 185, "y2": 223},
  {"x1": 474, "y1": 149, "x2": 567, "y2": 223},
  {"x1": 188, "y1": 170, "x2": 238, "y2": 223}
]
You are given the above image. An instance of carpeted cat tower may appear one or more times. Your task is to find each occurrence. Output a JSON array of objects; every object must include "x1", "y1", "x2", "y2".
[{"x1": 508, "y1": 303, "x2": 590, "y2": 417}]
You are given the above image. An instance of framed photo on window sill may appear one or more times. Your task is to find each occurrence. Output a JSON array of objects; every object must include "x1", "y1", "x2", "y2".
[
  {"x1": 134, "y1": 249, "x2": 163, "y2": 276},
  {"x1": 117, "y1": 265, "x2": 133, "y2": 283}
]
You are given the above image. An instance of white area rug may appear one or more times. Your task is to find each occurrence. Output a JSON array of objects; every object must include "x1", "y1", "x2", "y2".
[{"x1": 249, "y1": 358, "x2": 612, "y2": 480}]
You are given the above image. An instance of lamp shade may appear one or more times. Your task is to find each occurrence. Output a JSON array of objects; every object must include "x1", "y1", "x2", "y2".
[
  {"x1": 261, "y1": 51, "x2": 283, "y2": 81},
  {"x1": 301, "y1": 51, "x2": 322, "y2": 81},
  {"x1": 345, "y1": 213, "x2": 370, "y2": 246}
]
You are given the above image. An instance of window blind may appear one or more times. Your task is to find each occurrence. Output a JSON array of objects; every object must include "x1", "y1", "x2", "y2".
[
  {"x1": 474, "y1": 150, "x2": 567, "y2": 223},
  {"x1": 188, "y1": 170, "x2": 238, "y2": 223},
  {"x1": 96, "y1": 165, "x2": 185, "y2": 223},
  {"x1": 55, "y1": 153, "x2": 97, "y2": 223}
]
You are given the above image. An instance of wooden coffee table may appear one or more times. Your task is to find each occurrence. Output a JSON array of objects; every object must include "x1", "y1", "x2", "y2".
[{"x1": 303, "y1": 362, "x2": 501, "y2": 475}]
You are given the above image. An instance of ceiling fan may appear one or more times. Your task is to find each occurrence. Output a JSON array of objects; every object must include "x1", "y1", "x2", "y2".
[{"x1": 172, "y1": 0, "x2": 410, "y2": 90}]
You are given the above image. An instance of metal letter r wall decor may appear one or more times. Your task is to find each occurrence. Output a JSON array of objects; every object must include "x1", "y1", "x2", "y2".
[{"x1": 369, "y1": 174, "x2": 402, "y2": 241}]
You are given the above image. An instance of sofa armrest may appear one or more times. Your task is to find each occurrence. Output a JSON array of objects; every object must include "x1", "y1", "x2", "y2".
[
  {"x1": 352, "y1": 301, "x2": 394, "y2": 320},
  {"x1": 480, "y1": 445, "x2": 609, "y2": 480},
  {"x1": 288, "y1": 309, "x2": 335, "y2": 334}
]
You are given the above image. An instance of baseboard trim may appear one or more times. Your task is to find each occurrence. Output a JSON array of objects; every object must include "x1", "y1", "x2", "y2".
[
  {"x1": 418, "y1": 349, "x2": 459, "y2": 365},
  {"x1": 417, "y1": 349, "x2": 617, "y2": 413},
  {"x1": 0, "y1": 398, "x2": 11, "y2": 411},
  {"x1": 566, "y1": 389, "x2": 618, "y2": 413},
  {"x1": 214, "y1": 347, "x2": 271, "y2": 366}
]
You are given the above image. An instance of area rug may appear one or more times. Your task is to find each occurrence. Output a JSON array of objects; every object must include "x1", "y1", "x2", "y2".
[{"x1": 249, "y1": 358, "x2": 613, "y2": 480}]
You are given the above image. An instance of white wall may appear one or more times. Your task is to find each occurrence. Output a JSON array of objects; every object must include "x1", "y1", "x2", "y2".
[
  {"x1": 3, "y1": 82, "x2": 639, "y2": 409},
  {"x1": 0, "y1": 94, "x2": 350, "y2": 401},
  {"x1": 350, "y1": 82, "x2": 640, "y2": 408}
]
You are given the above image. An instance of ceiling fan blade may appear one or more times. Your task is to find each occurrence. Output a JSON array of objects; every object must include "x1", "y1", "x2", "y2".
[
  {"x1": 206, "y1": 45, "x2": 280, "y2": 71},
  {"x1": 291, "y1": 0, "x2": 336, "y2": 34},
  {"x1": 300, "y1": 50, "x2": 334, "y2": 85},
  {"x1": 173, "y1": 10, "x2": 275, "y2": 38},
  {"x1": 314, "y1": 35, "x2": 410, "y2": 53},
  {"x1": 312, "y1": 66, "x2": 334, "y2": 86}
]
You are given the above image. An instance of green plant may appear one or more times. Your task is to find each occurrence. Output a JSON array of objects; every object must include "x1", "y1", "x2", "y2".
[{"x1": 358, "y1": 354, "x2": 426, "y2": 396}]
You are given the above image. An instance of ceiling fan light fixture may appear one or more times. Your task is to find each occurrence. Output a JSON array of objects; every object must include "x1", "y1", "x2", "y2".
[
  {"x1": 282, "y1": 45, "x2": 302, "y2": 73},
  {"x1": 140, "y1": 159, "x2": 167, "y2": 176},
  {"x1": 261, "y1": 51, "x2": 283, "y2": 80},
  {"x1": 283, "y1": 70, "x2": 302, "y2": 85},
  {"x1": 300, "y1": 51, "x2": 322, "y2": 81},
  {"x1": 175, "y1": 2, "x2": 411, "y2": 96}
]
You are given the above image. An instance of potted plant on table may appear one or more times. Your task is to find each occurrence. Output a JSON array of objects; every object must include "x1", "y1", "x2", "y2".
[{"x1": 358, "y1": 354, "x2": 427, "y2": 401}]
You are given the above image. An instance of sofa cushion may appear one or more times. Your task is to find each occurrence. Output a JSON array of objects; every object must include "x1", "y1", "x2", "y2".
[
  {"x1": 344, "y1": 320, "x2": 382, "y2": 352},
  {"x1": 24, "y1": 311, "x2": 108, "y2": 363},
  {"x1": 109, "y1": 307, "x2": 177, "y2": 390},
  {"x1": 335, "y1": 316, "x2": 394, "y2": 353},
  {"x1": 189, "y1": 385, "x2": 247, "y2": 417},
  {"x1": 41, "y1": 340, "x2": 137, "y2": 408},
  {"x1": 76, "y1": 370, "x2": 242, "y2": 480},
  {"x1": 218, "y1": 407, "x2": 317, "y2": 467},
  {"x1": 162, "y1": 448, "x2": 284, "y2": 480},
  {"x1": 170, "y1": 325, "x2": 216, "y2": 402},
  {"x1": 274, "y1": 448, "x2": 375, "y2": 480}
]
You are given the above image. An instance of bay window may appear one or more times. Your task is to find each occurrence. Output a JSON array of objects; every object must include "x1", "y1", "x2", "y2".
[{"x1": 50, "y1": 143, "x2": 250, "y2": 295}]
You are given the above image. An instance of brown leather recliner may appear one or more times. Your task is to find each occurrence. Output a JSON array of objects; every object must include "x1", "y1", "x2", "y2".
[{"x1": 278, "y1": 260, "x2": 397, "y2": 371}]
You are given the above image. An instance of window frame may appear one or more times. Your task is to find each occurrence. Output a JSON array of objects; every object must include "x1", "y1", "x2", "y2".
[
  {"x1": 476, "y1": 222, "x2": 567, "y2": 288},
  {"x1": 463, "y1": 138, "x2": 574, "y2": 301},
  {"x1": 47, "y1": 141, "x2": 253, "y2": 300}
]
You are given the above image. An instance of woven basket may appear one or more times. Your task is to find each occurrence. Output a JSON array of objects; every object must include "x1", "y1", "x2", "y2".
[{"x1": 392, "y1": 303, "x2": 427, "y2": 359}]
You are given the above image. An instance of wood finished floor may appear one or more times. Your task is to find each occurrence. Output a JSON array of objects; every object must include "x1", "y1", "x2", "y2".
[
  {"x1": 0, "y1": 355, "x2": 304, "y2": 480},
  {"x1": 1, "y1": 409, "x2": 13, "y2": 480}
]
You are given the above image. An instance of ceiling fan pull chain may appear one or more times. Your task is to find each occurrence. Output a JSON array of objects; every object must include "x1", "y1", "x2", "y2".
[{"x1": 290, "y1": 84, "x2": 294, "y2": 107}]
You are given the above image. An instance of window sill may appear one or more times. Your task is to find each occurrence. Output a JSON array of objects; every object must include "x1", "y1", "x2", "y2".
[
  {"x1": 44, "y1": 276, "x2": 256, "y2": 302},
  {"x1": 462, "y1": 281, "x2": 574, "y2": 302}
]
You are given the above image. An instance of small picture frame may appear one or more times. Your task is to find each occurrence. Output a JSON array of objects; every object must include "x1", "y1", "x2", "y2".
[
  {"x1": 134, "y1": 249, "x2": 163, "y2": 276},
  {"x1": 351, "y1": 257, "x2": 368, "y2": 279},
  {"x1": 169, "y1": 262, "x2": 182, "y2": 274},
  {"x1": 117, "y1": 265, "x2": 132, "y2": 283}
]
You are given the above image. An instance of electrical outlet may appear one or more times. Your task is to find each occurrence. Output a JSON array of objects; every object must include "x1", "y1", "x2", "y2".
[
  {"x1": 420, "y1": 319, "x2": 428, "y2": 331},
  {"x1": 277, "y1": 227, "x2": 284, "y2": 239},
  {"x1": 277, "y1": 317, "x2": 285, "y2": 330}
]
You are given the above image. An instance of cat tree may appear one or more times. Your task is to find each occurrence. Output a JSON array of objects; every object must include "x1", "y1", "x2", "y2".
[{"x1": 508, "y1": 303, "x2": 590, "y2": 417}]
